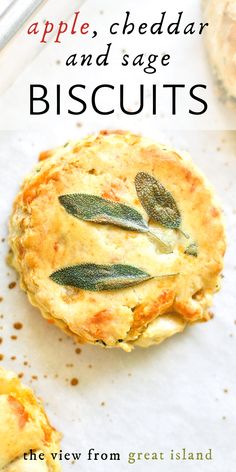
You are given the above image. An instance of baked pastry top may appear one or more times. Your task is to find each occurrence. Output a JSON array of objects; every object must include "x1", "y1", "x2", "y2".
[
  {"x1": 0, "y1": 368, "x2": 61, "y2": 471},
  {"x1": 202, "y1": 0, "x2": 236, "y2": 104},
  {"x1": 9, "y1": 130, "x2": 226, "y2": 351}
]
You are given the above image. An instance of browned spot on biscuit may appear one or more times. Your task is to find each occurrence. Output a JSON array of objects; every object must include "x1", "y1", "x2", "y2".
[
  {"x1": 129, "y1": 289, "x2": 175, "y2": 339},
  {"x1": 8, "y1": 395, "x2": 29, "y2": 429},
  {"x1": 21, "y1": 168, "x2": 60, "y2": 204},
  {"x1": 174, "y1": 299, "x2": 203, "y2": 321},
  {"x1": 210, "y1": 206, "x2": 220, "y2": 218},
  {"x1": 39, "y1": 149, "x2": 53, "y2": 161},
  {"x1": 42, "y1": 424, "x2": 52, "y2": 443},
  {"x1": 86, "y1": 309, "x2": 114, "y2": 341},
  {"x1": 100, "y1": 129, "x2": 127, "y2": 136}
]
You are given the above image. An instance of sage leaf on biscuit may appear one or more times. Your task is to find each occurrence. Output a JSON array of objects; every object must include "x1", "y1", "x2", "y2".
[
  {"x1": 185, "y1": 242, "x2": 198, "y2": 257},
  {"x1": 59, "y1": 193, "x2": 172, "y2": 252},
  {"x1": 135, "y1": 172, "x2": 189, "y2": 239},
  {"x1": 50, "y1": 263, "x2": 153, "y2": 291},
  {"x1": 59, "y1": 194, "x2": 149, "y2": 232}
]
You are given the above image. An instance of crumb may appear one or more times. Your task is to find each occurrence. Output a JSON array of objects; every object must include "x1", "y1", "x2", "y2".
[
  {"x1": 229, "y1": 334, "x2": 233, "y2": 338},
  {"x1": 100, "y1": 10, "x2": 104, "y2": 14},
  {"x1": 58, "y1": 338, "x2": 63, "y2": 342},
  {"x1": 11, "y1": 335, "x2": 17, "y2": 340},
  {"x1": 8, "y1": 282, "x2": 16, "y2": 289},
  {"x1": 128, "y1": 373, "x2": 132, "y2": 376},
  {"x1": 76, "y1": 122, "x2": 83, "y2": 128},
  {"x1": 11, "y1": 356, "x2": 16, "y2": 360},
  {"x1": 0, "y1": 354, "x2": 4, "y2": 361},
  {"x1": 23, "y1": 361, "x2": 28, "y2": 366},
  {"x1": 1, "y1": 238, "x2": 5, "y2": 242},
  {"x1": 54, "y1": 374, "x2": 59, "y2": 378},
  {"x1": 88, "y1": 364, "x2": 92, "y2": 369},
  {"x1": 208, "y1": 312, "x2": 214, "y2": 320},
  {"x1": 56, "y1": 60, "x2": 61, "y2": 65},
  {"x1": 44, "y1": 374, "x2": 48, "y2": 378},
  {"x1": 222, "y1": 416, "x2": 226, "y2": 420},
  {"x1": 32, "y1": 375, "x2": 38, "y2": 380},
  {"x1": 0, "y1": 297, "x2": 3, "y2": 302},
  {"x1": 70, "y1": 378, "x2": 79, "y2": 386},
  {"x1": 66, "y1": 363, "x2": 74, "y2": 368},
  {"x1": 0, "y1": 315, "x2": 3, "y2": 319},
  {"x1": 18, "y1": 372, "x2": 24, "y2": 379},
  {"x1": 75, "y1": 348, "x2": 81, "y2": 354},
  {"x1": 0, "y1": 337, "x2": 2, "y2": 344},
  {"x1": 101, "y1": 401, "x2": 105, "y2": 406},
  {"x1": 13, "y1": 322, "x2": 23, "y2": 330},
  {"x1": 223, "y1": 389, "x2": 228, "y2": 394}
]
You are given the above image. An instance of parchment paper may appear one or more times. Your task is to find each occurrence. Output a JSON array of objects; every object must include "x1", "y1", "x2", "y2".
[
  {"x1": 0, "y1": 1, "x2": 235, "y2": 471},
  {"x1": 0, "y1": 129, "x2": 235, "y2": 472}
]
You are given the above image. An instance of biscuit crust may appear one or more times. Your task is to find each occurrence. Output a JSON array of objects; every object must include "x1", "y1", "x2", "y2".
[
  {"x1": 9, "y1": 131, "x2": 226, "y2": 351},
  {"x1": 0, "y1": 368, "x2": 61, "y2": 471},
  {"x1": 202, "y1": 0, "x2": 236, "y2": 103}
]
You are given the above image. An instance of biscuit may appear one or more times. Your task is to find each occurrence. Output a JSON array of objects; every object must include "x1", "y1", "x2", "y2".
[
  {"x1": 0, "y1": 368, "x2": 61, "y2": 471},
  {"x1": 202, "y1": 0, "x2": 236, "y2": 104},
  {"x1": 9, "y1": 130, "x2": 226, "y2": 351}
]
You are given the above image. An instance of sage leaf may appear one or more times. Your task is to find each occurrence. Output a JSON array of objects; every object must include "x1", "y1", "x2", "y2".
[
  {"x1": 59, "y1": 194, "x2": 149, "y2": 232},
  {"x1": 185, "y1": 242, "x2": 198, "y2": 257},
  {"x1": 59, "y1": 193, "x2": 172, "y2": 251},
  {"x1": 135, "y1": 172, "x2": 181, "y2": 229},
  {"x1": 50, "y1": 263, "x2": 153, "y2": 291}
]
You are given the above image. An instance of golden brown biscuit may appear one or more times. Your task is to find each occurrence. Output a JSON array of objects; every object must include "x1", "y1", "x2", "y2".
[
  {"x1": 202, "y1": 0, "x2": 236, "y2": 104},
  {"x1": 0, "y1": 368, "x2": 61, "y2": 471},
  {"x1": 9, "y1": 131, "x2": 226, "y2": 351}
]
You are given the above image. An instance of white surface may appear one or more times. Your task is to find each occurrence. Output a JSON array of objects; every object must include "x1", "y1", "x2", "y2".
[
  {"x1": 0, "y1": 0, "x2": 235, "y2": 129},
  {"x1": 0, "y1": 0, "x2": 86, "y2": 94},
  {"x1": 0, "y1": 129, "x2": 235, "y2": 472},
  {"x1": 0, "y1": 0, "x2": 235, "y2": 471}
]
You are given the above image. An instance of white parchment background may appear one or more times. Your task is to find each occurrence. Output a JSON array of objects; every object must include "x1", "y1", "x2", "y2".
[
  {"x1": 0, "y1": 129, "x2": 235, "y2": 472},
  {"x1": 0, "y1": 0, "x2": 235, "y2": 130},
  {"x1": 0, "y1": 0, "x2": 235, "y2": 471}
]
